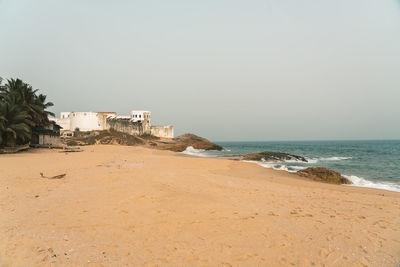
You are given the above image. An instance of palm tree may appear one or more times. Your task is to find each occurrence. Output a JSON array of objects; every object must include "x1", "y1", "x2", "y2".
[
  {"x1": 1, "y1": 78, "x2": 54, "y2": 127},
  {"x1": 0, "y1": 78, "x2": 55, "y2": 147},
  {"x1": 0, "y1": 112, "x2": 6, "y2": 145},
  {"x1": 0, "y1": 95, "x2": 34, "y2": 147},
  {"x1": 1, "y1": 79, "x2": 40, "y2": 123},
  {"x1": 35, "y1": 93, "x2": 55, "y2": 125}
]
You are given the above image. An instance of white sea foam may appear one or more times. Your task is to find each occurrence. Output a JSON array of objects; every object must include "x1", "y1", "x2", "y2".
[
  {"x1": 343, "y1": 175, "x2": 400, "y2": 192},
  {"x1": 284, "y1": 159, "x2": 304, "y2": 163},
  {"x1": 182, "y1": 146, "x2": 210, "y2": 157},
  {"x1": 283, "y1": 158, "x2": 316, "y2": 164},
  {"x1": 305, "y1": 158, "x2": 319, "y2": 164},
  {"x1": 320, "y1": 156, "x2": 352, "y2": 161},
  {"x1": 244, "y1": 160, "x2": 307, "y2": 173},
  {"x1": 182, "y1": 146, "x2": 221, "y2": 158},
  {"x1": 303, "y1": 156, "x2": 352, "y2": 164}
]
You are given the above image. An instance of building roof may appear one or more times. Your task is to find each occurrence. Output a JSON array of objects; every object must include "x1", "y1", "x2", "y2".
[{"x1": 97, "y1": 112, "x2": 117, "y2": 114}]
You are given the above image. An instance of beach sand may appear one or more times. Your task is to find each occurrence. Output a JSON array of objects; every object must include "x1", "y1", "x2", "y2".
[{"x1": 0, "y1": 145, "x2": 399, "y2": 266}]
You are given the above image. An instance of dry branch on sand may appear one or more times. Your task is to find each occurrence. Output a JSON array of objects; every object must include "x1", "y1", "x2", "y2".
[{"x1": 40, "y1": 172, "x2": 66, "y2": 179}]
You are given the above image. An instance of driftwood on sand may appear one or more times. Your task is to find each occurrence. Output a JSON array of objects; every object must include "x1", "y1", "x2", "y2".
[{"x1": 40, "y1": 172, "x2": 66, "y2": 179}]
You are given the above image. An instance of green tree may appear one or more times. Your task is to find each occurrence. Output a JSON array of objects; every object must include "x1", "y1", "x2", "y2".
[
  {"x1": 0, "y1": 78, "x2": 53, "y2": 126},
  {"x1": 0, "y1": 78, "x2": 54, "y2": 147},
  {"x1": 0, "y1": 95, "x2": 34, "y2": 147},
  {"x1": 35, "y1": 93, "x2": 55, "y2": 125}
]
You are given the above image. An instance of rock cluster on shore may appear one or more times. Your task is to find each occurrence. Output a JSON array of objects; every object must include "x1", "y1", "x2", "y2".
[
  {"x1": 226, "y1": 151, "x2": 352, "y2": 185},
  {"x1": 231, "y1": 151, "x2": 308, "y2": 162},
  {"x1": 157, "y1": 134, "x2": 223, "y2": 152},
  {"x1": 297, "y1": 167, "x2": 352, "y2": 185}
]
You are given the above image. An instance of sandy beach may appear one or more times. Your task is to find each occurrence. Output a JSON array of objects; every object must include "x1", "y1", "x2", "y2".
[{"x1": 0, "y1": 145, "x2": 399, "y2": 266}]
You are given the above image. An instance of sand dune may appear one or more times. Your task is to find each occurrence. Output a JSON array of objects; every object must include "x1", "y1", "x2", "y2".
[{"x1": 0, "y1": 145, "x2": 399, "y2": 266}]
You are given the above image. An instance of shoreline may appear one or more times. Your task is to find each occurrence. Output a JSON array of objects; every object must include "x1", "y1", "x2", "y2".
[
  {"x1": 1, "y1": 145, "x2": 399, "y2": 265},
  {"x1": 181, "y1": 145, "x2": 400, "y2": 193},
  {"x1": 179, "y1": 150, "x2": 400, "y2": 193}
]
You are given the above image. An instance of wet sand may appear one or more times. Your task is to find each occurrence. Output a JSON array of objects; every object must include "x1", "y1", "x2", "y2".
[{"x1": 0, "y1": 145, "x2": 399, "y2": 266}]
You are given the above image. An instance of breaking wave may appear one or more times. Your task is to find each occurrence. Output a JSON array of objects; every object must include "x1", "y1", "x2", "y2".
[
  {"x1": 244, "y1": 160, "x2": 307, "y2": 173},
  {"x1": 284, "y1": 156, "x2": 352, "y2": 164},
  {"x1": 182, "y1": 146, "x2": 216, "y2": 158},
  {"x1": 320, "y1": 156, "x2": 352, "y2": 161},
  {"x1": 304, "y1": 156, "x2": 352, "y2": 164},
  {"x1": 343, "y1": 175, "x2": 400, "y2": 192}
]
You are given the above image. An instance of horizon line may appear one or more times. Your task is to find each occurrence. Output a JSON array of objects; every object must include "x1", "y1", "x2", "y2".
[{"x1": 213, "y1": 139, "x2": 400, "y2": 143}]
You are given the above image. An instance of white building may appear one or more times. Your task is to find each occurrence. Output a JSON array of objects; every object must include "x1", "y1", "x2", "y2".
[
  {"x1": 52, "y1": 110, "x2": 153, "y2": 132},
  {"x1": 130, "y1": 110, "x2": 151, "y2": 123},
  {"x1": 52, "y1": 111, "x2": 115, "y2": 132},
  {"x1": 51, "y1": 110, "x2": 173, "y2": 138}
]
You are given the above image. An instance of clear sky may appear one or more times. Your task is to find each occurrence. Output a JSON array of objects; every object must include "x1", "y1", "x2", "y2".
[{"x1": 1, "y1": 0, "x2": 399, "y2": 141}]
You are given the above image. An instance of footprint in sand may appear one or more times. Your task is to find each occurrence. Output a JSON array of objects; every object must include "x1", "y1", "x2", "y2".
[{"x1": 290, "y1": 210, "x2": 298, "y2": 215}]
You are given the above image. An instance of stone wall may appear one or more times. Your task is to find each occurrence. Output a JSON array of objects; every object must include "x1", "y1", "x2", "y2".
[
  {"x1": 151, "y1": 126, "x2": 174, "y2": 138},
  {"x1": 106, "y1": 118, "x2": 147, "y2": 136},
  {"x1": 105, "y1": 118, "x2": 173, "y2": 138}
]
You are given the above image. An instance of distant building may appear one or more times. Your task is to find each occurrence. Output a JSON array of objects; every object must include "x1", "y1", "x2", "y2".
[
  {"x1": 130, "y1": 110, "x2": 151, "y2": 123},
  {"x1": 55, "y1": 112, "x2": 114, "y2": 132},
  {"x1": 51, "y1": 110, "x2": 174, "y2": 138}
]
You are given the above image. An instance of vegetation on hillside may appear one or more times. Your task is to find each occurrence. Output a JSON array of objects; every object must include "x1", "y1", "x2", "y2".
[{"x1": 0, "y1": 77, "x2": 54, "y2": 148}]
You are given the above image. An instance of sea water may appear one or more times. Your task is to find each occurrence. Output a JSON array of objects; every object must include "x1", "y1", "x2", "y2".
[{"x1": 182, "y1": 140, "x2": 400, "y2": 192}]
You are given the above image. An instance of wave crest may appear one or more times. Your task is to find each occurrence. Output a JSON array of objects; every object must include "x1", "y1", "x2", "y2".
[
  {"x1": 182, "y1": 146, "x2": 216, "y2": 157},
  {"x1": 320, "y1": 156, "x2": 352, "y2": 161},
  {"x1": 244, "y1": 160, "x2": 307, "y2": 173},
  {"x1": 344, "y1": 175, "x2": 400, "y2": 192},
  {"x1": 303, "y1": 156, "x2": 352, "y2": 164}
]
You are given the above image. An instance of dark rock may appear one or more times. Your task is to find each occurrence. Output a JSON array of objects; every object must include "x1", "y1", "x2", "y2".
[
  {"x1": 158, "y1": 134, "x2": 223, "y2": 152},
  {"x1": 64, "y1": 130, "x2": 222, "y2": 153},
  {"x1": 297, "y1": 167, "x2": 352, "y2": 185},
  {"x1": 231, "y1": 151, "x2": 308, "y2": 162}
]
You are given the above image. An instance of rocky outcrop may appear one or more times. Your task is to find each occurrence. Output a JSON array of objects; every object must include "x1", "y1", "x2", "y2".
[
  {"x1": 229, "y1": 151, "x2": 308, "y2": 162},
  {"x1": 65, "y1": 130, "x2": 145, "y2": 146},
  {"x1": 297, "y1": 167, "x2": 352, "y2": 185},
  {"x1": 65, "y1": 131, "x2": 222, "y2": 153},
  {"x1": 157, "y1": 134, "x2": 223, "y2": 152}
]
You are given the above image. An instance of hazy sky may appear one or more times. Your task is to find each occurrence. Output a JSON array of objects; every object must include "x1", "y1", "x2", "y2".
[{"x1": 1, "y1": 0, "x2": 399, "y2": 141}]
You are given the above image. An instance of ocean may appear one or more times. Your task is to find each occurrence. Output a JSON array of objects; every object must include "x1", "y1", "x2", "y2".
[{"x1": 182, "y1": 140, "x2": 400, "y2": 192}]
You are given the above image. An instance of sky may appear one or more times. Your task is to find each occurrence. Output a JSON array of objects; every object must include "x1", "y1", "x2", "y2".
[{"x1": 0, "y1": 0, "x2": 399, "y2": 141}]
